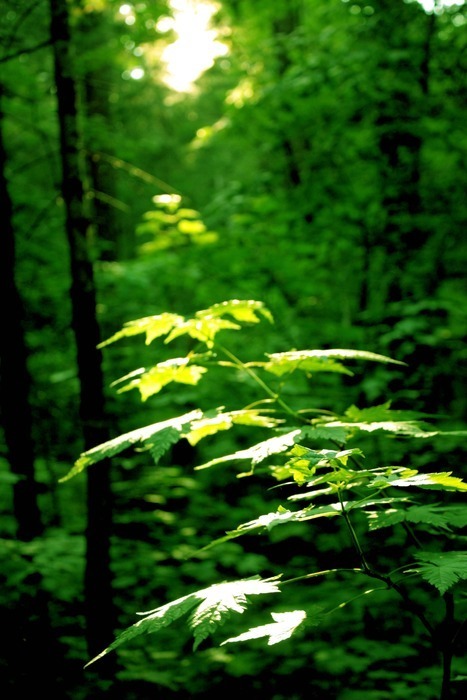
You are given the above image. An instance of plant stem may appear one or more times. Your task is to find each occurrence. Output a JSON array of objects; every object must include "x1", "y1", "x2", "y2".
[
  {"x1": 284, "y1": 564, "x2": 435, "y2": 641},
  {"x1": 216, "y1": 342, "x2": 305, "y2": 422},
  {"x1": 337, "y1": 488, "x2": 371, "y2": 571}
]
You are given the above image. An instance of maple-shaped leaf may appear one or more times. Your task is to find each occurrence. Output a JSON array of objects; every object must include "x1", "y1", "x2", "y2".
[
  {"x1": 189, "y1": 578, "x2": 281, "y2": 650},
  {"x1": 410, "y1": 551, "x2": 467, "y2": 595},
  {"x1": 196, "y1": 429, "x2": 302, "y2": 470},
  {"x1": 165, "y1": 316, "x2": 240, "y2": 346},
  {"x1": 369, "y1": 470, "x2": 467, "y2": 492},
  {"x1": 113, "y1": 358, "x2": 207, "y2": 401},
  {"x1": 185, "y1": 409, "x2": 280, "y2": 446},
  {"x1": 261, "y1": 349, "x2": 405, "y2": 378},
  {"x1": 222, "y1": 609, "x2": 310, "y2": 646},
  {"x1": 98, "y1": 312, "x2": 184, "y2": 347},
  {"x1": 366, "y1": 504, "x2": 467, "y2": 532},
  {"x1": 206, "y1": 299, "x2": 273, "y2": 325},
  {"x1": 84, "y1": 577, "x2": 281, "y2": 666},
  {"x1": 60, "y1": 410, "x2": 202, "y2": 481}
]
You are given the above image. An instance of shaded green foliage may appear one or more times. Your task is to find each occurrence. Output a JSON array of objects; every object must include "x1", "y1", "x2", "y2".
[
  {"x1": 67, "y1": 300, "x2": 467, "y2": 700},
  {"x1": 1, "y1": 0, "x2": 467, "y2": 698}
]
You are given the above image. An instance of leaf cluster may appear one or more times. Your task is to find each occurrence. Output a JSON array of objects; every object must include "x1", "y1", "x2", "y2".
[{"x1": 65, "y1": 300, "x2": 467, "y2": 675}]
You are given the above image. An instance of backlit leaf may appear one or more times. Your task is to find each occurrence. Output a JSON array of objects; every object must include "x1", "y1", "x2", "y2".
[
  {"x1": 85, "y1": 577, "x2": 281, "y2": 666},
  {"x1": 370, "y1": 470, "x2": 467, "y2": 492},
  {"x1": 206, "y1": 299, "x2": 273, "y2": 324},
  {"x1": 185, "y1": 409, "x2": 280, "y2": 446},
  {"x1": 262, "y1": 349, "x2": 405, "y2": 377},
  {"x1": 98, "y1": 313, "x2": 184, "y2": 347},
  {"x1": 366, "y1": 504, "x2": 467, "y2": 532},
  {"x1": 189, "y1": 578, "x2": 281, "y2": 650},
  {"x1": 165, "y1": 317, "x2": 240, "y2": 346},
  {"x1": 60, "y1": 410, "x2": 202, "y2": 481},
  {"x1": 222, "y1": 609, "x2": 309, "y2": 646},
  {"x1": 115, "y1": 358, "x2": 207, "y2": 400},
  {"x1": 196, "y1": 429, "x2": 302, "y2": 470}
]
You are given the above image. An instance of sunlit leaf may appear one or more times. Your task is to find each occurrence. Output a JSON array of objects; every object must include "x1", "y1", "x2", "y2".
[
  {"x1": 222, "y1": 609, "x2": 309, "y2": 646},
  {"x1": 196, "y1": 429, "x2": 302, "y2": 470},
  {"x1": 85, "y1": 577, "x2": 281, "y2": 666},
  {"x1": 262, "y1": 349, "x2": 405, "y2": 377},
  {"x1": 206, "y1": 299, "x2": 273, "y2": 324},
  {"x1": 115, "y1": 358, "x2": 207, "y2": 401},
  {"x1": 203, "y1": 501, "x2": 364, "y2": 550},
  {"x1": 98, "y1": 312, "x2": 184, "y2": 347},
  {"x1": 178, "y1": 219, "x2": 207, "y2": 234},
  {"x1": 60, "y1": 410, "x2": 202, "y2": 481},
  {"x1": 84, "y1": 591, "x2": 200, "y2": 668},
  {"x1": 262, "y1": 352, "x2": 354, "y2": 377},
  {"x1": 369, "y1": 470, "x2": 467, "y2": 492},
  {"x1": 185, "y1": 409, "x2": 281, "y2": 446},
  {"x1": 165, "y1": 317, "x2": 240, "y2": 346},
  {"x1": 366, "y1": 504, "x2": 467, "y2": 532},
  {"x1": 189, "y1": 577, "x2": 281, "y2": 650},
  {"x1": 284, "y1": 444, "x2": 364, "y2": 485}
]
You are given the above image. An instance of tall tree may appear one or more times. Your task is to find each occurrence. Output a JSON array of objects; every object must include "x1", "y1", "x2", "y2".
[
  {"x1": 49, "y1": 0, "x2": 115, "y2": 657},
  {"x1": 0, "y1": 83, "x2": 43, "y2": 541}
]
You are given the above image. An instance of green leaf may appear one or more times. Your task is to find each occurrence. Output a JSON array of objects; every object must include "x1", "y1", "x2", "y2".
[
  {"x1": 343, "y1": 402, "x2": 423, "y2": 423},
  {"x1": 366, "y1": 504, "x2": 467, "y2": 532},
  {"x1": 221, "y1": 609, "x2": 309, "y2": 646},
  {"x1": 147, "y1": 427, "x2": 181, "y2": 464},
  {"x1": 189, "y1": 577, "x2": 281, "y2": 650},
  {"x1": 324, "y1": 418, "x2": 432, "y2": 438},
  {"x1": 325, "y1": 404, "x2": 467, "y2": 440},
  {"x1": 410, "y1": 551, "x2": 467, "y2": 594},
  {"x1": 84, "y1": 591, "x2": 200, "y2": 667},
  {"x1": 369, "y1": 470, "x2": 467, "y2": 492},
  {"x1": 114, "y1": 358, "x2": 207, "y2": 400},
  {"x1": 304, "y1": 424, "x2": 348, "y2": 445},
  {"x1": 204, "y1": 500, "x2": 368, "y2": 549},
  {"x1": 99, "y1": 301, "x2": 272, "y2": 351},
  {"x1": 85, "y1": 577, "x2": 281, "y2": 666},
  {"x1": 262, "y1": 349, "x2": 405, "y2": 377},
  {"x1": 262, "y1": 352, "x2": 354, "y2": 377},
  {"x1": 206, "y1": 299, "x2": 273, "y2": 324},
  {"x1": 60, "y1": 410, "x2": 202, "y2": 481},
  {"x1": 195, "y1": 429, "x2": 302, "y2": 470},
  {"x1": 185, "y1": 409, "x2": 280, "y2": 446},
  {"x1": 165, "y1": 317, "x2": 240, "y2": 346},
  {"x1": 98, "y1": 312, "x2": 184, "y2": 348},
  {"x1": 284, "y1": 444, "x2": 364, "y2": 485}
]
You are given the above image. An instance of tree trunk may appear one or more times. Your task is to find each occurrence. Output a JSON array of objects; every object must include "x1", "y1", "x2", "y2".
[
  {"x1": 78, "y1": 3, "x2": 131, "y2": 260},
  {"x1": 372, "y1": 3, "x2": 435, "y2": 305},
  {"x1": 49, "y1": 0, "x2": 115, "y2": 659},
  {"x1": 0, "y1": 83, "x2": 43, "y2": 541}
]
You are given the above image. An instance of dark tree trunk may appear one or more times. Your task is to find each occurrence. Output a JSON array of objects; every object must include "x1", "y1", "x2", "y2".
[
  {"x1": 49, "y1": 0, "x2": 115, "y2": 659},
  {"x1": 372, "y1": 4, "x2": 436, "y2": 305},
  {"x1": 78, "y1": 4, "x2": 132, "y2": 260},
  {"x1": 0, "y1": 83, "x2": 43, "y2": 542}
]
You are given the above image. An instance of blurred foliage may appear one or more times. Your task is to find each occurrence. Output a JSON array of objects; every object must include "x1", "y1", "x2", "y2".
[{"x1": 1, "y1": 0, "x2": 466, "y2": 697}]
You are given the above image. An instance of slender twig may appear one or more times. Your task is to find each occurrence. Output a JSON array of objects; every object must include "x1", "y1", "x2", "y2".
[
  {"x1": 216, "y1": 342, "x2": 306, "y2": 422},
  {"x1": 337, "y1": 487, "x2": 371, "y2": 571},
  {"x1": 283, "y1": 565, "x2": 435, "y2": 640},
  {"x1": 0, "y1": 39, "x2": 52, "y2": 64}
]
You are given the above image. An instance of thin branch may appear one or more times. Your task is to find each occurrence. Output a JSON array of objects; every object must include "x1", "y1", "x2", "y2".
[
  {"x1": 0, "y1": 39, "x2": 52, "y2": 64},
  {"x1": 89, "y1": 151, "x2": 183, "y2": 195}
]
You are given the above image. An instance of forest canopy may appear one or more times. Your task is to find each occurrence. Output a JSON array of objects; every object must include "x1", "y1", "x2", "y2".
[{"x1": 1, "y1": 1, "x2": 466, "y2": 698}]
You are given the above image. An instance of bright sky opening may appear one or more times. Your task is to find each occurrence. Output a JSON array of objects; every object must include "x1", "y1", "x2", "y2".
[
  {"x1": 416, "y1": 0, "x2": 464, "y2": 10},
  {"x1": 157, "y1": 0, "x2": 228, "y2": 92}
]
